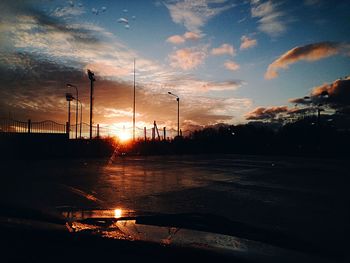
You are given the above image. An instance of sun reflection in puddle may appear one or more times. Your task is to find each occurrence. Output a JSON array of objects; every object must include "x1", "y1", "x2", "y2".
[
  {"x1": 61, "y1": 208, "x2": 135, "y2": 221},
  {"x1": 61, "y1": 208, "x2": 280, "y2": 255}
]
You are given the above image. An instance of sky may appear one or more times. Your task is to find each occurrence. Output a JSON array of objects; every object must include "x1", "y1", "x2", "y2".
[{"x1": 0, "y1": 0, "x2": 349, "y2": 135}]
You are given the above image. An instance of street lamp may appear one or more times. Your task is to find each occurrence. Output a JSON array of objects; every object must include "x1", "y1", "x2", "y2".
[
  {"x1": 73, "y1": 97, "x2": 83, "y2": 138},
  {"x1": 133, "y1": 58, "x2": 136, "y2": 141},
  {"x1": 168, "y1": 91, "x2": 180, "y2": 137},
  {"x1": 87, "y1": 69, "x2": 95, "y2": 140},
  {"x1": 66, "y1": 93, "x2": 74, "y2": 136},
  {"x1": 67, "y1": 84, "x2": 79, "y2": 139},
  {"x1": 304, "y1": 91, "x2": 329, "y2": 126}
]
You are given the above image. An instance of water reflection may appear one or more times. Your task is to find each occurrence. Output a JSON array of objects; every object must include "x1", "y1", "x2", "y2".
[
  {"x1": 99, "y1": 157, "x2": 215, "y2": 205},
  {"x1": 63, "y1": 209, "x2": 282, "y2": 256},
  {"x1": 62, "y1": 207, "x2": 313, "y2": 261},
  {"x1": 62, "y1": 208, "x2": 134, "y2": 220},
  {"x1": 112, "y1": 219, "x2": 248, "y2": 251},
  {"x1": 63, "y1": 209, "x2": 248, "y2": 251},
  {"x1": 87, "y1": 156, "x2": 247, "y2": 216}
]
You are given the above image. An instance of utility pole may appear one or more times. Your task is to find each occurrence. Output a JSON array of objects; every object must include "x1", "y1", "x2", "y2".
[
  {"x1": 66, "y1": 84, "x2": 79, "y2": 139},
  {"x1": 78, "y1": 99, "x2": 82, "y2": 138},
  {"x1": 68, "y1": 101, "x2": 71, "y2": 130},
  {"x1": 133, "y1": 58, "x2": 136, "y2": 141},
  {"x1": 177, "y1": 97, "x2": 179, "y2": 137},
  {"x1": 66, "y1": 93, "x2": 74, "y2": 138},
  {"x1": 168, "y1": 92, "x2": 180, "y2": 137},
  {"x1": 87, "y1": 69, "x2": 95, "y2": 140}
]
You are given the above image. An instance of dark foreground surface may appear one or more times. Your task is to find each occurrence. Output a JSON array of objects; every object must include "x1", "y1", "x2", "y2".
[{"x1": 1, "y1": 154, "x2": 349, "y2": 262}]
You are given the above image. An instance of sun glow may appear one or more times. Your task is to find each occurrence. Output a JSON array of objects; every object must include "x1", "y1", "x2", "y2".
[
  {"x1": 117, "y1": 130, "x2": 131, "y2": 142},
  {"x1": 114, "y1": 208, "x2": 123, "y2": 218},
  {"x1": 116, "y1": 129, "x2": 131, "y2": 142}
]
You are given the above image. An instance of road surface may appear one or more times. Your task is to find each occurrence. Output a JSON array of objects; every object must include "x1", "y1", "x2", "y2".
[{"x1": 1, "y1": 154, "x2": 349, "y2": 258}]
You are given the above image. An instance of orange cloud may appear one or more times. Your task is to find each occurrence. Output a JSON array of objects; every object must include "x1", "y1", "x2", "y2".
[
  {"x1": 247, "y1": 76, "x2": 350, "y2": 122},
  {"x1": 265, "y1": 42, "x2": 347, "y2": 79},
  {"x1": 166, "y1": 31, "x2": 201, "y2": 44},
  {"x1": 224, "y1": 61, "x2": 240, "y2": 72},
  {"x1": 245, "y1": 106, "x2": 288, "y2": 120},
  {"x1": 310, "y1": 76, "x2": 350, "y2": 107},
  {"x1": 169, "y1": 46, "x2": 207, "y2": 70},
  {"x1": 183, "y1": 31, "x2": 201, "y2": 40},
  {"x1": 240, "y1": 35, "x2": 257, "y2": 50},
  {"x1": 211, "y1": 43, "x2": 235, "y2": 56},
  {"x1": 166, "y1": 35, "x2": 185, "y2": 44}
]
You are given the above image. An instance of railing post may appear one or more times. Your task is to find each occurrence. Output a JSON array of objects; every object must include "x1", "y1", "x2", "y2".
[
  {"x1": 144, "y1": 127, "x2": 147, "y2": 141},
  {"x1": 66, "y1": 121, "x2": 69, "y2": 138},
  {"x1": 97, "y1": 124, "x2": 100, "y2": 138},
  {"x1": 28, "y1": 119, "x2": 31, "y2": 133},
  {"x1": 163, "y1": 127, "x2": 166, "y2": 141}
]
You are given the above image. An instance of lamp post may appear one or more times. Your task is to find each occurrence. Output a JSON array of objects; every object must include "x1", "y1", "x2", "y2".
[
  {"x1": 73, "y1": 98, "x2": 83, "y2": 138},
  {"x1": 304, "y1": 91, "x2": 329, "y2": 127},
  {"x1": 133, "y1": 58, "x2": 136, "y2": 141},
  {"x1": 168, "y1": 91, "x2": 180, "y2": 137},
  {"x1": 66, "y1": 93, "x2": 74, "y2": 137},
  {"x1": 87, "y1": 69, "x2": 95, "y2": 139},
  {"x1": 67, "y1": 84, "x2": 78, "y2": 139},
  {"x1": 78, "y1": 99, "x2": 82, "y2": 138}
]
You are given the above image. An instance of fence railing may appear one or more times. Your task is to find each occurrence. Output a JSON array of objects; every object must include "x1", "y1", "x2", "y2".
[
  {"x1": 0, "y1": 118, "x2": 191, "y2": 140},
  {"x1": 0, "y1": 119, "x2": 66, "y2": 134}
]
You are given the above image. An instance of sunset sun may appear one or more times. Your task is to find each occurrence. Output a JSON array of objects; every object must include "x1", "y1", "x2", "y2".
[{"x1": 117, "y1": 130, "x2": 131, "y2": 142}]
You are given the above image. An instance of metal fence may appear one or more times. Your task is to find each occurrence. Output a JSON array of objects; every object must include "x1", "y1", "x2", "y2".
[
  {"x1": 0, "y1": 118, "x2": 191, "y2": 140},
  {"x1": 32, "y1": 120, "x2": 66, "y2": 134},
  {"x1": 0, "y1": 119, "x2": 99, "y2": 139},
  {"x1": 0, "y1": 119, "x2": 66, "y2": 134},
  {"x1": 69, "y1": 122, "x2": 105, "y2": 139},
  {"x1": 69, "y1": 123, "x2": 190, "y2": 140}
]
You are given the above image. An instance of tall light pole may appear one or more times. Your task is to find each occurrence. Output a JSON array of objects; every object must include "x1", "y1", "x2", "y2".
[
  {"x1": 304, "y1": 91, "x2": 329, "y2": 127},
  {"x1": 168, "y1": 91, "x2": 180, "y2": 137},
  {"x1": 133, "y1": 58, "x2": 136, "y2": 141},
  {"x1": 73, "y1": 97, "x2": 83, "y2": 138},
  {"x1": 79, "y1": 99, "x2": 82, "y2": 138},
  {"x1": 66, "y1": 93, "x2": 74, "y2": 137},
  {"x1": 67, "y1": 84, "x2": 78, "y2": 139},
  {"x1": 87, "y1": 69, "x2": 95, "y2": 139}
]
